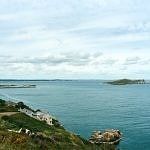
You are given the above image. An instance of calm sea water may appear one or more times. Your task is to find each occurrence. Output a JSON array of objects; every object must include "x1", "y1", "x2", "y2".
[{"x1": 0, "y1": 80, "x2": 150, "y2": 150}]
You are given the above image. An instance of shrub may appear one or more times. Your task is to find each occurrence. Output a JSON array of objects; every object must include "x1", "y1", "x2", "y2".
[{"x1": 0, "y1": 99, "x2": 5, "y2": 106}]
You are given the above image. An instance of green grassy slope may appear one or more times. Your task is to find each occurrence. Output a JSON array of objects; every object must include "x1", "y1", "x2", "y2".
[{"x1": 0, "y1": 99, "x2": 116, "y2": 150}]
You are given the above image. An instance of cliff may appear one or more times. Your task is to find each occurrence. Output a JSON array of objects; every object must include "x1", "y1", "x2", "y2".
[{"x1": 0, "y1": 99, "x2": 115, "y2": 150}]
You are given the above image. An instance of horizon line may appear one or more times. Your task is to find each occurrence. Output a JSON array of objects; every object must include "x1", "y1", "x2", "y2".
[{"x1": 0, "y1": 78, "x2": 149, "y2": 81}]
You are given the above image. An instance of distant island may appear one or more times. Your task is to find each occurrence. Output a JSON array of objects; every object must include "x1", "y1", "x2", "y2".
[
  {"x1": 0, "y1": 84, "x2": 36, "y2": 88},
  {"x1": 107, "y1": 79, "x2": 146, "y2": 85}
]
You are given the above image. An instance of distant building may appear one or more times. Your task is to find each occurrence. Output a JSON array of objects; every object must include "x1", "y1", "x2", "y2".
[
  {"x1": 19, "y1": 108, "x2": 34, "y2": 116},
  {"x1": 35, "y1": 111, "x2": 53, "y2": 125},
  {"x1": 19, "y1": 108, "x2": 53, "y2": 126}
]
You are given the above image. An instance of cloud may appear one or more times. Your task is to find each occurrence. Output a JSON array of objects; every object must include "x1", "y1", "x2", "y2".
[
  {"x1": 124, "y1": 57, "x2": 141, "y2": 65},
  {"x1": 0, "y1": 52, "x2": 149, "y2": 79},
  {"x1": 0, "y1": 0, "x2": 150, "y2": 78},
  {"x1": 123, "y1": 56, "x2": 150, "y2": 66},
  {"x1": 0, "y1": 52, "x2": 103, "y2": 66},
  {"x1": 0, "y1": 14, "x2": 17, "y2": 21}
]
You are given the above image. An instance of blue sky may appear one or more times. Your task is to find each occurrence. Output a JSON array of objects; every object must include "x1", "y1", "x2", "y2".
[{"x1": 0, "y1": 0, "x2": 150, "y2": 79}]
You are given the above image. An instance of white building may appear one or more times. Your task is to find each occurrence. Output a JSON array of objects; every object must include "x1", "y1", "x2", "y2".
[
  {"x1": 36, "y1": 111, "x2": 53, "y2": 126},
  {"x1": 19, "y1": 108, "x2": 53, "y2": 126},
  {"x1": 19, "y1": 108, "x2": 34, "y2": 117}
]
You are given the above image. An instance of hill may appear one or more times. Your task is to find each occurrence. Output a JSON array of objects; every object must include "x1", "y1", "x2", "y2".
[{"x1": 0, "y1": 99, "x2": 115, "y2": 150}]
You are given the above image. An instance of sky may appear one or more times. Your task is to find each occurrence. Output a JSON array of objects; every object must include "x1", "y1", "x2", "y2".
[{"x1": 0, "y1": 0, "x2": 150, "y2": 79}]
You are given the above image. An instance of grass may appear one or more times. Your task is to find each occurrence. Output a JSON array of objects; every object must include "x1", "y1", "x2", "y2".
[
  {"x1": 0, "y1": 113, "x2": 116, "y2": 150},
  {"x1": 0, "y1": 99, "x2": 18, "y2": 112},
  {"x1": 0, "y1": 129, "x2": 41, "y2": 150},
  {"x1": 2, "y1": 113, "x2": 53, "y2": 132},
  {"x1": 0, "y1": 99, "x2": 116, "y2": 149}
]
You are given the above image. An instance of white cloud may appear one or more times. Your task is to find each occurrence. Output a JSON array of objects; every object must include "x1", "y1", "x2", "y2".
[
  {"x1": 0, "y1": 52, "x2": 150, "y2": 79},
  {"x1": 0, "y1": 14, "x2": 16, "y2": 21},
  {"x1": 0, "y1": 0, "x2": 150, "y2": 78}
]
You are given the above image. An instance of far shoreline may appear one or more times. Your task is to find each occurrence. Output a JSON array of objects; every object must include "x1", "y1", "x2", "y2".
[{"x1": 0, "y1": 84, "x2": 36, "y2": 89}]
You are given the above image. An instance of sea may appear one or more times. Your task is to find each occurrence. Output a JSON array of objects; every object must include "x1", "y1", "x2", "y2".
[{"x1": 0, "y1": 80, "x2": 150, "y2": 150}]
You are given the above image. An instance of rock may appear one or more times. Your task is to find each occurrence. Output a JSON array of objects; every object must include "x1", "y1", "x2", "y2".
[{"x1": 89, "y1": 129, "x2": 122, "y2": 145}]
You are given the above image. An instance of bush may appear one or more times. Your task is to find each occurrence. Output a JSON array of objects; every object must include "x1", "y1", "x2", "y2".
[
  {"x1": 1, "y1": 113, "x2": 52, "y2": 132},
  {"x1": 15, "y1": 102, "x2": 35, "y2": 112},
  {"x1": 0, "y1": 99, "x2": 5, "y2": 106}
]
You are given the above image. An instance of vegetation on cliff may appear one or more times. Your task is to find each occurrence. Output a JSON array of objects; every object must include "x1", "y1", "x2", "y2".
[{"x1": 0, "y1": 99, "x2": 116, "y2": 150}]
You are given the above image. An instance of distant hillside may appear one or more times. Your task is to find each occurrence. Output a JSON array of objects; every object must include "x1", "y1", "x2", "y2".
[{"x1": 107, "y1": 79, "x2": 146, "y2": 85}]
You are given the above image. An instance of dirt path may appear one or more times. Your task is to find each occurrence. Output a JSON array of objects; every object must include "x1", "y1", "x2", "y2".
[{"x1": 0, "y1": 112, "x2": 18, "y2": 117}]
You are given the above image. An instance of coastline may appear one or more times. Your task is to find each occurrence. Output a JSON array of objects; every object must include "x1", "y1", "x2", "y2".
[
  {"x1": 0, "y1": 98, "x2": 117, "y2": 150},
  {"x1": 0, "y1": 84, "x2": 36, "y2": 88}
]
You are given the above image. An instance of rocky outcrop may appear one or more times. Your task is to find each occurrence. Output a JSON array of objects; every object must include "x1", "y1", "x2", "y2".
[{"x1": 89, "y1": 129, "x2": 122, "y2": 144}]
